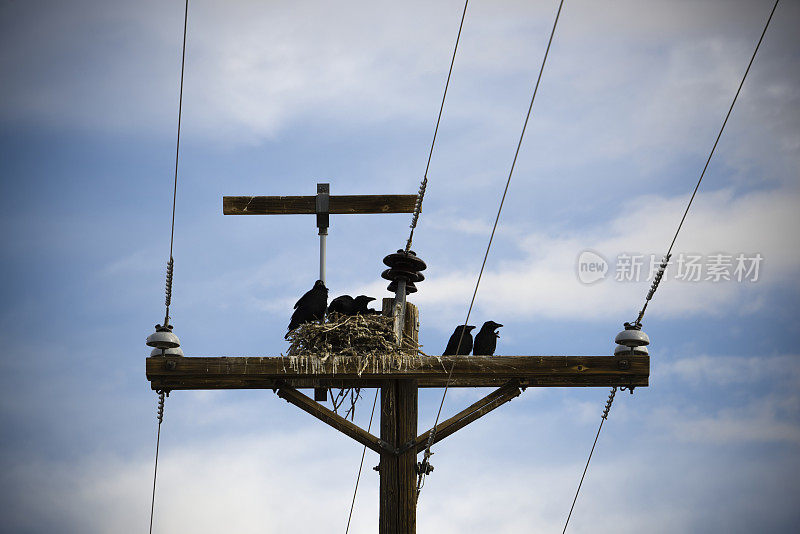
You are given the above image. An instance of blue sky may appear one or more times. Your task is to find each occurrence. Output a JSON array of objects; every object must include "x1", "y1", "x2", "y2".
[{"x1": 1, "y1": 0, "x2": 799, "y2": 532}]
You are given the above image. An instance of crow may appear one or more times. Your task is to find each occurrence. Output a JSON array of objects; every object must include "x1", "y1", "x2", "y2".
[
  {"x1": 286, "y1": 280, "x2": 328, "y2": 338},
  {"x1": 473, "y1": 321, "x2": 503, "y2": 355},
  {"x1": 328, "y1": 295, "x2": 355, "y2": 315},
  {"x1": 353, "y1": 295, "x2": 377, "y2": 315},
  {"x1": 443, "y1": 325, "x2": 476, "y2": 355}
]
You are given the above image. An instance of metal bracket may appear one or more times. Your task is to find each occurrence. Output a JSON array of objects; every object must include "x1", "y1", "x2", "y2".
[
  {"x1": 316, "y1": 183, "x2": 329, "y2": 285},
  {"x1": 316, "y1": 183, "x2": 329, "y2": 231}
]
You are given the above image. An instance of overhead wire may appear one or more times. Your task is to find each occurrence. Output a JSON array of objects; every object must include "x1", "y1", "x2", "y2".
[
  {"x1": 634, "y1": 0, "x2": 780, "y2": 326},
  {"x1": 344, "y1": 389, "x2": 380, "y2": 534},
  {"x1": 562, "y1": 388, "x2": 615, "y2": 533},
  {"x1": 164, "y1": 0, "x2": 190, "y2": 328},
  {"x1": 149, "y1": 391, "x2": 167, "y2": 534},
  {"x1": 405, "y1": 0, "x2": 470, "y2": 253},
  {"x1": 563, "y1": 2, "x2": 780, "y2": 530},
  {"x1": 150, "y1": 1, "x2": 190, "y2": 531},
  {"x1": 417, "y1": 0, "x2": 566, "y2": 496}
]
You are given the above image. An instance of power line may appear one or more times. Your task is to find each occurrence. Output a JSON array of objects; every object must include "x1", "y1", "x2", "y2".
[
  {"x1": 344, "y1": 389, "x2": 379, "y2": 534},
  {"x1": 149, "y1": 3, "x2": 189, "y2": 530},
  {"x1": 149, "y1": 391, "x2": 167, "y2": 534},
  {"x1": 418, "y1": 0, "x2": 567, "y2": 496},
  {"x1": 564, "y1": 4, "x2": 781, "y2": 529},
  {"x1": 562, "y1": 387, "x2": 616, "y2": 533},
  {"x1": 164, "y1": 0, "x2": 190, "y2": 328},
  {"x1": 634, "y1": 0, "x2": 780, "y2": 326},
  {"x1": 405, "y1": 0, "x2": 470, "y2": 253}
]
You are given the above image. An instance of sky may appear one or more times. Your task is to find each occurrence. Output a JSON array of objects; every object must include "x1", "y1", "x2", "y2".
[{"x1": 1, "y1": 0, "x2": 799, "y2": 532}]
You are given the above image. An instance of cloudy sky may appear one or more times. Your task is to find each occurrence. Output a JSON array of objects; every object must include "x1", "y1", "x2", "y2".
[{"x1": 1, "y1": 0, "x2": 799, "y2": 532}]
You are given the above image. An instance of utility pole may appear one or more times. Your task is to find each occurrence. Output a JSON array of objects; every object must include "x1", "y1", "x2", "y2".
[{"x1": 146, "y1": 190, "x2": 650, "y2": 533}]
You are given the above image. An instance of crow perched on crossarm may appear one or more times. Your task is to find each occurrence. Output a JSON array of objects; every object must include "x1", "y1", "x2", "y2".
[
  {"x1": 286, "y1": 280, "x2": 328, "y2": 338},
  {"x1": 473, "y1": 321, "x2": 503, "y2": 355},
  {"x1": 443, "y1": 325, "x2": 476, "y2": 355}
]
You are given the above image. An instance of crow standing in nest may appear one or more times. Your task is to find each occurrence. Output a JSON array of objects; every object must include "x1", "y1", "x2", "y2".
[
  {"x1": 286, "y1": 280, "x2": 328, "y2": 338},
  {"x1": 328, "y1": 295, "x2": 355, "y2": 315},
  {"x1": 473, "y1": 321, "x2": 503, "y2": 355},
  {"x1": 443, "y1": 325, "x2": 476, "y2": 355},
  {"x1": 328, "y1": 295, "x2": 377, "y2": 316},
  {"x1": 353, "y1": 295, "x2": 377, "y2": 315}
]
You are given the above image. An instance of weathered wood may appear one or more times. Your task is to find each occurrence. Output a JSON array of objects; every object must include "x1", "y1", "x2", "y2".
[
  {"x1": 146, "y1": 355, "x2": 649, "y2": 390},
  {"x1": 223, "y1": 194, "x2": 418, "y2": 215},
  {"x1": 275, "y1": 382, "x2": 395, "y2": 456},
  {"x1": 380, "y1": 380, "x2": 418, "y2": 534},
  {"x1": 407, "y1": 381, "x2": 521, "y2": 454},
  {"x1": 379, "y1": 299, "x2": 418, "y2": 534}
]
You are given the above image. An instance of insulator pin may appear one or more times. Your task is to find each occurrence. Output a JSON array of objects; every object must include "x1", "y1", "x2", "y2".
[
  {"x1": 382, "y1": 250, "x2": 427, "y2": 294},
  {"x1": 614, "y1": 344, "x2": 648, "y2": 356}
]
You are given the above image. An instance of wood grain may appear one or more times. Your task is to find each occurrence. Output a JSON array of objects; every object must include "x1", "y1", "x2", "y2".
[
  {"x1": 146, "y1": 355, "x2": 649, "y2": 390},
  {"x1": 223, "y1": 194, "x2": 418, "y2": 215}
]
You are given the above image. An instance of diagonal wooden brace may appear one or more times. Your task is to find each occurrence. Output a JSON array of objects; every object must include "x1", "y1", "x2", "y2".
[
  {"x1": 402, "y1": 380, "x2": 522, "y2": 454},
  {"x1": 275, "y1": 381, "x2": 398, "y2": 456}
]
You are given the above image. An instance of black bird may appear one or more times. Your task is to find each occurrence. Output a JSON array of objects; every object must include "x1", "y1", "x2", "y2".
[
  {"x1": 353, "y1": 295, "x2": 377, "y2": 315},
  {"x1": 327, "y1": 295, "x2": 355, "y2": 315},
  {"x1": 286, "y1": 280, "x2": 328, "y2": 338},
  {"x1": 443, "y1": 325, "x2": 476, "y2": 355},
  {"x1": 327, "y1": 295, "x2": 377, "y2": 316},
  {"x1": 473, "y1": 321, "x2": 503, "y2": 355}
]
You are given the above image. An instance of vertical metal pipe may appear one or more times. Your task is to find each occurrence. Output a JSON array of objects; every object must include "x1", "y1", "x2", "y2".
[
  {"x1": 316, "y1": 183, "x2": 330, "y2": 286},
  {"x1": 393, "y1": 279, "x2": 407, "y2": 346},
  {"x1": 319, "y1": 229, "x2": 327, "y2": 285}
]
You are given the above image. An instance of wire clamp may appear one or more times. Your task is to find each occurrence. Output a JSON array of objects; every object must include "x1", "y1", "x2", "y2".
[
  {"x1": 601, "y1": 387, "x2": 617, "y2": 420},
  {"x1": 415, "y1": 458, "x2": 434, "y2": 476}
]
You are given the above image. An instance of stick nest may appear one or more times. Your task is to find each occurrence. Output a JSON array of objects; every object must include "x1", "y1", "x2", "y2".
[
  {"x1": 284, "y1": 313, "x2": 425, "y2": 420},
  {"x1": 285, "y1": 312, "x2": 420, "y2": 362}
]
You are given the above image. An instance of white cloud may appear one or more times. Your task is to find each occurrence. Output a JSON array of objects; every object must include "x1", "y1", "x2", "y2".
[
  {"x1": 3, "y1": 0, "x2": 797, "y2": 149},
  {"x1": 411, "y1": 185, "x2": 800, "y2": 327},
  {"x1": 1, "y1": 429, "x2": 381, "y2": 534},
  {"x1": 657, "y1": 353, "x2": 800, "y2": 387},
  {"x1": 6, "y1": 390, "x2": 798, "y2": 533}
]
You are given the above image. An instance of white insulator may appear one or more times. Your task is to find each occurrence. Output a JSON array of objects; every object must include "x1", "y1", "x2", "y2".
[
  {"x1": 146, "y1": 326, "x2": 181, "y2": 349},
  {"x1": 614, "y1": 326, "x2": 650, "y2": 347},
  {"x1": 150, "y1": 346, "x2": 184, "y2": 357},
  {"x1": 614, "y1": 344, "x2": 648, "y2": 356}
]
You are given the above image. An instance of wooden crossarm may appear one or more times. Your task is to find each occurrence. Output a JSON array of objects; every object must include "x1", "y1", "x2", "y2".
[
  {"x1": 223, "y1": 195, "x2": 418, "y2": 215},
  {"x1": 403, "y1": 381, "x2": 522, "y2": 454},
  {"x1": 275, "y1": 381, "x2": 397, "y2": 456},
  {"x1": 146, "y1": 355, "x2": 649, "y2": 390}
]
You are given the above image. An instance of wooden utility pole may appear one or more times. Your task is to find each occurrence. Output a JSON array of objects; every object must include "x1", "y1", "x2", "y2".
[
  {"x1": 379, "y1": 299, "x2": 419, "y2": 533},
  {"x1": 146, "y1": 299, "x2": 647, "y2": 534},
  {"x1": 145, "y1": 189, "x2": 650, "y2": 533}
]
